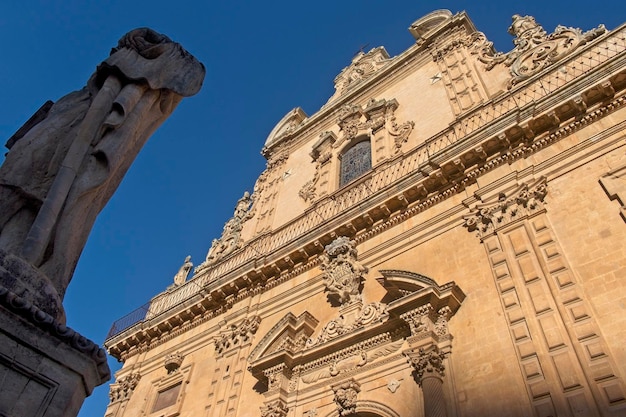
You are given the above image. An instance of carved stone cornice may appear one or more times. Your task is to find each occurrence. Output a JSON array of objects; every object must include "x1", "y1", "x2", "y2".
[
  {"x1": 332, "y1": 379, "x2": 361, "y2": 416},
  {"x1": 469, "y1": 14, "x2": 606, "y2": 88},
  {"x1": 108, "y1": 372, "x2": 141, "y2": 403},
  {"x1": 463, "y1": 177, "x2": 548, "y2": 238},
  {"x1": 0, "y1": 281, "x2": 110, "y2": 383}
]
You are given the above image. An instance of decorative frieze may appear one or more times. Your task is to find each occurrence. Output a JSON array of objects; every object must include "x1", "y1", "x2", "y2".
[
  {"x1": 332, "y1": 379, "x2": 361, "y2": 416},
  {"x1": 469, "y1": 14, "x2": 606, "y2": 88}
]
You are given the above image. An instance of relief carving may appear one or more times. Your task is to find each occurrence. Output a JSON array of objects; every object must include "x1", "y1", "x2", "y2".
[
  {"x1": 468, "y1": 14, "x2": 606, "y2": 88},
  {"x1": 109, "y1": 372, "x2": 141, "y2": 403},
  {"x1": 299, "y1": 99, "x2": 414, "y2": 202},
  {"x1": 214, "y1": 316, "x2": 261, "y2": 355},
  {"x1": 331, "y1": 47, "x2": 391, "y2": 99},
  {"x1": 260, "y1": 399, "x2": 289, "y2": 417},
  {"x1": 332, "y1": 379, "x2": 361, "y2": 416},
  {"x1": 463, "y1": 178, "x2": 547, "y2": 238},
  {"x1": 319, "y1": 236, "x2": 368, "y2": 306}
]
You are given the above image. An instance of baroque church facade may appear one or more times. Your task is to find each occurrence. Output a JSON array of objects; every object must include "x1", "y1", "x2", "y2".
[{"x1": 104, "y1": 10, "x2": 626, "y2": 417}]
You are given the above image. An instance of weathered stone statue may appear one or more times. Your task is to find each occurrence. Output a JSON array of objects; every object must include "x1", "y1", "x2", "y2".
[
  {"x1": 0, "y1": 28, "x2": 205, "y2": 320},
  {"x1": 174, "y1": 255, "x2": 193, "y2": 285}
]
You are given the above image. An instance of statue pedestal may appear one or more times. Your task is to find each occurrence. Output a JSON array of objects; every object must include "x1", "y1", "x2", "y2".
[{"x1": 0, "y1": 287, "x2": 110, "y2": 417}]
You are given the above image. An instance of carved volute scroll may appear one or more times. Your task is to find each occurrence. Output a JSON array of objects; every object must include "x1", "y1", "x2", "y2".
[
  {"x1": 405, "y1": 346, "x2": 446, "y2": 386},
  {"x1": 468, "y1": 14, "x2": 606, "y2": 88},
  {"x1": 319, "y1": 236, "x2": 368, "y2": 306}
]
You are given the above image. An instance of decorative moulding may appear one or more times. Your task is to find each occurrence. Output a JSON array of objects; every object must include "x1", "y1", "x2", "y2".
[{"x1": 248, "y1": 270, "x2": 465, "y2": 391}]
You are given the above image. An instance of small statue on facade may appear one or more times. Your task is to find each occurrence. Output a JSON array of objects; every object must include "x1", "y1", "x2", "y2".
[{"x1": 173, "y1": 255, "x2": 193, "y2": 285}]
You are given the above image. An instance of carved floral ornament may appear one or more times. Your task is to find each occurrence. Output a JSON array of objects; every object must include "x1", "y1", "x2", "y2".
[
  {"x1": 463, "y1": 177, "x2": 548, "y2": 238},
  {"x1": 404, "y1": 346, "x2": 446, "y2": 385},
  {"x1": 299, "y1": 98, "x2": 414, "y2": 203},
  {"x1": 203, "y1": 191, "x2": 254, "y2": 266},
  {"x1": 467, "y1": 14, "x2": 606, "y2": 88},
  {"x1": 214, "y1": 316, "x2": 261, "y2": 355}
]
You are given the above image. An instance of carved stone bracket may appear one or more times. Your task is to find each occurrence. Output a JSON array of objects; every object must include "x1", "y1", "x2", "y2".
[
  {"x1": 109, "y1": 372, "x2": 141, "y2": 403},
  {"x1": 468, "y1": 14, "x2": 606, "y2": 88},
  {"x1": 260, "y1": 399, "x2": 289, "y2": 417},
  {"x1": 332, "y1": 379, "x2": 361, "y2": 416},
  {"x1": 463, "y1": 177, "x2": 548, "y2": 239},
  {"x1": 214, "y1": 316, "x2": 261, "y2": 356},
  {"x1": 164, "y1": 352, "x2": 184, "y2": 374}
]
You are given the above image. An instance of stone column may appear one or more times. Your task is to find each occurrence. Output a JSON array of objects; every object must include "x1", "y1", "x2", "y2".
[{"x1": 406, "y1": 347, "x2": 448, "y2": 417}]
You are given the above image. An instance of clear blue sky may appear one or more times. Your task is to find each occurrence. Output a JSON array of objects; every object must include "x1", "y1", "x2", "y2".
[{"x1": 1, "y1": 1, "x2": 623, "y2": 415}]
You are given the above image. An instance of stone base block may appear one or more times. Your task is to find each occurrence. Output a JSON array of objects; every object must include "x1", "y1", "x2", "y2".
[{"x1": 0, "y1": 287, "x2": 110, "y2": 417}]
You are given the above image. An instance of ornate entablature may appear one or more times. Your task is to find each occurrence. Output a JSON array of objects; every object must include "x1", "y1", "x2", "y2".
[
  {"x1": 248, "y1": 268, "x2": 465, "y2": 399},
  {"x1": 463, "y1": 177, "x2": 548, "y2": 239},
  {"x1": 330, "y1": 47, "x2": 392, "y2": 100},
  {"x1": 468, "y1": 14, "x2": 607, "y2": 88},
  {"x1": 299, "y1": 98, "x2": 414, "y2": 202}
]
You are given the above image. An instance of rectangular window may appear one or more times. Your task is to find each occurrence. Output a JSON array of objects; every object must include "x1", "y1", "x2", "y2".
[{"x1": 152, "y1": 381, "x2": 182, "y2": 412}]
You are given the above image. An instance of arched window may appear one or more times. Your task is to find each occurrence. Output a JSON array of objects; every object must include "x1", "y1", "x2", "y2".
[{"x1": 340, "y1": 139, "x2": 371, "y2": 187}]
